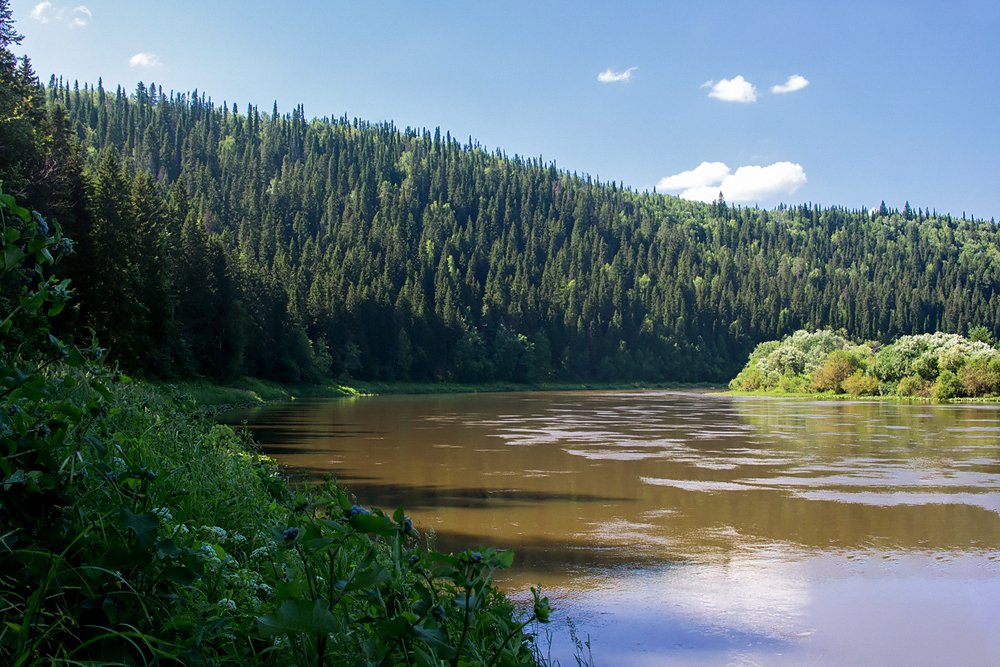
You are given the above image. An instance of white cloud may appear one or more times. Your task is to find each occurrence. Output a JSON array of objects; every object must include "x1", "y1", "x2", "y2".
[
  {"x1": 597, "y1": 67, "x2": 638, "y2": 84},
  {"x1": 129, "y1": 52, "x2": 162, "y2": 68},
  {"x1": 656, "y1": 162, "x2": 731, "y2": 192},
  {"x1": 29, "y1": 2, "x2": 90, "y2": 27},
  {"x1": 29, "y1": 2, "x2": 53, "y2": 22},
  {"x1": 658, "y1": 161, "x2": 807, "y2": 204},
  {"x1": 771, "y1": 74, "x2": 810, "y2": 94},
  {"x1": 704, "y1": 75, "x2": 758, "y2": 103}
]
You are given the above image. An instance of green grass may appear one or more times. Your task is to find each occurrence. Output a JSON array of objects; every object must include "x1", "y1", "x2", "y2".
[
  {"x1": 173, "y1": 376, "x2": 720, "y2": 410},
  {"x1": 155, "y1": 376, "x2": 359, "y2": 412}
]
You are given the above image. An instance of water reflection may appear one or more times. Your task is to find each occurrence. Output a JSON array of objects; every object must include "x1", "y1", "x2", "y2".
[{"x1": 224, "y1": 392, "x2": 1000, "y2": 664}]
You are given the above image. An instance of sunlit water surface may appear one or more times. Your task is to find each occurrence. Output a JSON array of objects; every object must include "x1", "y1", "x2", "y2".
[{"x1": 225, "y1": 391, "x2": 1000, "y2": 665}]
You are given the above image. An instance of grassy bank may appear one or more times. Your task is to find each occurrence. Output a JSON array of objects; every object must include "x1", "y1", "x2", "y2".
[
  {"x1": 347, "y1": 379, "x2": 716, "y2": 397},
  {"x1": 2, "y1": 375, "x2": 551, "y2": 665},
  {"x1": 167, "y1": 376, "x2": 720, "y2": 412},
  {"x1": 158, "y1": 376, "x2": 360, "y2": 413}
]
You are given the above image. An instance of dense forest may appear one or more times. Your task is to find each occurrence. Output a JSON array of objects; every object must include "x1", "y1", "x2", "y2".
[{"x1": 4, "y1": 13, "x2": 999, "y2": 384}]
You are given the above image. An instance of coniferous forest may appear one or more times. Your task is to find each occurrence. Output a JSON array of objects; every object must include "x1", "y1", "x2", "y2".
[{"x1": 4, "y1": 27, "x2": 1000, "y2": 385}]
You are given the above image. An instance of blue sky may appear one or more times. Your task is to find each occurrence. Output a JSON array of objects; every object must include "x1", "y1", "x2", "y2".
[{"x1": 11, "y1": 0, "x2": 1000, "y2": 219}]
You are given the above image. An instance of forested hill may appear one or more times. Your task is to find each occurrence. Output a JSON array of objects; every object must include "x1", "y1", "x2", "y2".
[{"x1": 12, "y1": 76, "x2": 1000, "y2": 382}]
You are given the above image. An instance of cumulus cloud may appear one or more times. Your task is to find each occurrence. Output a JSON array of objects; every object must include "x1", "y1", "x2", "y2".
[
  {"x1": 703, "y1": 75, "x2": 757, "y2": 103},
  {"x1": 29, "y1": 2, "x2": 90, "y2": 27},
  {"x1": 771, "y1": 74, "x2": 810, "y2": 94},
  {"x1": 657, "y1": 161, "x2": 807, "y2": 203},
  {"x1": 129, "y1": 52, "x2": 162, "y2": 68},
  {"x1": 656, "y1": 162, "x2": 731, "y2": 192},
  {"x1": 597, "y1": 67, "x2": 638, "y2": 84}
]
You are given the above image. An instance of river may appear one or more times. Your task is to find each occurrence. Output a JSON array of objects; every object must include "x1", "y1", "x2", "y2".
[{"x1": 224, "y1": 391, "x2": 1000, "y2": 666}]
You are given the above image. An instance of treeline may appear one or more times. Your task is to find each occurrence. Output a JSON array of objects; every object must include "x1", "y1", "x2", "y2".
[
  {"x1": 730, "y1": 328, "x2": 1000, "y2": 400},
  {"x1": 5, "y1": 28, "x2": 1000, "y2": 382}
]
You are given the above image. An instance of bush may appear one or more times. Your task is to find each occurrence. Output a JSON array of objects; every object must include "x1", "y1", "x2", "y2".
[
  {"x1": 730, "y1": 366, "x2": 766, "y2": 391},
  {"x1": 811, "y1": 349, "x2": 862, "y2": 393},
  {"x1": 931, "y1": 369, "x2": 964, "y2": 402},
  {"x1": 777, "y1": 372, "x2": 810, "y2": 394},
  {"x1": 842, "y1": 371, "x2": 880, "y2": 396},
  {"x1": 958, "y1": 356, "x2": 1000, "y2": 397},
  {"x1": 897, "y1": 374, "x2": 929, "y2": 397}
]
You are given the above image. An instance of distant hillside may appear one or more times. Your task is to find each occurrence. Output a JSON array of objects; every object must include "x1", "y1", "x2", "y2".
[{"x1": 11, "y1": 75, "x2": 1000, "y2": 382}]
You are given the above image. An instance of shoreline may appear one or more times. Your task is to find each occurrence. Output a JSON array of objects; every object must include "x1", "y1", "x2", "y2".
[
  {"x1": 721, "y1": 389, "x2": 1000, "y2": 404},
  {"x1": 158, "y1": 376, "x2": 724, "y2": 412}
]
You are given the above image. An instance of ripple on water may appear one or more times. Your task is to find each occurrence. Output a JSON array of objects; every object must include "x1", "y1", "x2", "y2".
[{"x1": 640, "y1": 477, "x2": 761, "y2": 492}]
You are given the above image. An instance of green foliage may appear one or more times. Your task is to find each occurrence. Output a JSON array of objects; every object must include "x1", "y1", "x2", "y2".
[
  {"x1": 957, "y1": 356, "x2": 1000, "y2": 397},
  {"x1": 967, "y1": 325, "x2": 997, "y2": 347},
  {"x1": 811, "y1": 349, "x2": 862, "y2": 393},
  {"x1": 729, "y1": 330, "x2": 852, "y2": 392},
  {"x1": 871, "y1": 332, "x2": 994, "y2": 383},
  {"x1": 896, "y1": 374, "x2": 929, "y2": 398},
  {"x1": 842, "y1": 370, "x2": 880, "y2": 397},
  {"x1": 931, "y1": 369, "x2": 964, "y2": 402},
  {"x1": 732, "y1": 328, "x2": 1000, "y2": 400}
]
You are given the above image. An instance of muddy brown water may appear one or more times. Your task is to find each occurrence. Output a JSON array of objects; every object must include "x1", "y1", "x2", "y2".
[{"x1": 223, "y1": 391, "x2": 1000, "y2": 665}]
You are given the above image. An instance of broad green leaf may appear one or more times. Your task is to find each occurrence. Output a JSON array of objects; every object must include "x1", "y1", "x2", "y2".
[
  {"x1": 492, "y1": 549, "x2": 515, "y2": 569},
  {"x1": 257, "y1": 599, "x2": 339, "y2": 636},
  {"x1": 349, "y1": 512, "x2": 395, "y2": 536},
  {"x1": 120, "y1": 509, "x2": 159, "y2": 550},
  {"x1": 3, "y1": 246, "x2": 25, "y2": 271}
]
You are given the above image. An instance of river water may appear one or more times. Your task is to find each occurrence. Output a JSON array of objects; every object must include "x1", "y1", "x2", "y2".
[{"x1": 225, "y1": 391, "x2": 1000, "y2": 666}]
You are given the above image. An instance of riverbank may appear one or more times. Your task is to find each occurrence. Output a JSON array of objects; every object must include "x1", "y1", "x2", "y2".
[
  {"x1": 164, "y1": 376, "x2": 721, "y2": 412},
  {"x1": 722, "y1": 388, "x2": 1000, "y2": 404},
  {"x1": 3, "y1": 372, "x2": 551, "y2": 664}
]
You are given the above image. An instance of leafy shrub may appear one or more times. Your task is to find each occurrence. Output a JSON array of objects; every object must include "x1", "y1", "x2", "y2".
[
  {"x1": 872, "y1": 332, "x2": 996, "y2": 383},
  {"x1": 842, "y1": 371, "x2": 880, "y2": 396},
  {"x1": 729, "y1": 366, "x2": 765, "y2": 391},
  {"x1": 777, "y1": 372, "x2": 810, "y2": 394},
  {"x1": 897, "y1": 374, "x2": 929, "y2": 397},
  {"x1": 931, "y1": 369, "x2": 964, "y2": 402},
  {"x1": 811, "y1": 349, "x2": 862, "y2": 393},
  {"x1": 730, "y1": 330, "x2": 852, "y2": 391},
  {"x1": 912, "y1": 351, "x2": 940, "y2": 380},
  {"x1": 958, "y1": 356, "x2": 1000, "y2": 397}
]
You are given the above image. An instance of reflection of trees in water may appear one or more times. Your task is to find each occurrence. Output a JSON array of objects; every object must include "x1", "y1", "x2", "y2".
[
  {"x1": 231, "y1": 393, "x2": 1000, "y2": 566},
  {"x1": 713, "y1": 397, "x2": 1000, "y2": 551},
  {"x1": 732, "y1": 397, "x2": 998, "y2": 457}
]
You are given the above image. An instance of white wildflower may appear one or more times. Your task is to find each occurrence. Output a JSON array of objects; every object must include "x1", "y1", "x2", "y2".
[
  {"x1": 199, "y1": 543, "x2": 221, "y2": 564},
  {"x1": 152, "y1": 507, "x2": 173, "y2": 523},
  {"x1": 250, "y1": 546, "x2": 271, "y2": 560},
  {"x1": 202, "y1": 526, "x2": 228, "y2": 542}
]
